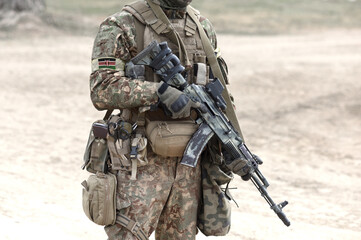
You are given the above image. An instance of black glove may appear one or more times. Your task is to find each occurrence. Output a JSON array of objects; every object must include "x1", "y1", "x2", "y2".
[
  {"x1": 225, "y1": 158, "x2": 252, "y2": 181},
  {"x1": 157, "y1": 83, "x2": 201, "y2": 119}
]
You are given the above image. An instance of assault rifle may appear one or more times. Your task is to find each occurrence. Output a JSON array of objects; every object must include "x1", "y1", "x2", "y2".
[{"x1": 127, "y1": 41, "x2": 291, "y2": 227}]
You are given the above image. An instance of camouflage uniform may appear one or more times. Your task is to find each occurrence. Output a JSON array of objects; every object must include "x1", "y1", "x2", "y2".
[{"x1": 90, "y1": 1, "x2": 222, "y2": 239}]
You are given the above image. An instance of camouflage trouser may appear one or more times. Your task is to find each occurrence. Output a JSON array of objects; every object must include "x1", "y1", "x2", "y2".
[{"x1": 105, "y1": 150, "x2": 201, "y2": 240}]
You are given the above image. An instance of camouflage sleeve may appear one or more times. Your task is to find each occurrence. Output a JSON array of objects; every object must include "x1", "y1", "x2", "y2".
[
  {"x1": 199, "y1": 16, "x2": 217, "y2": 50},
  {"x1": 90, "y1": 11, "x2": 159, "y2": 110},
  {"x1": 199, "y1": 16, "x2": 229, "y2": 84}
]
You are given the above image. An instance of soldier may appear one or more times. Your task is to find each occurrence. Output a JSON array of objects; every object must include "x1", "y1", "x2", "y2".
[{"x1": 89, "y1": 0, "x2": 250, "y2": 239}]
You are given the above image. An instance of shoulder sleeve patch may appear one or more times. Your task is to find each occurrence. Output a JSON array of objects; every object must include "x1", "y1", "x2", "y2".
[
  {"x1": 200, "y1": 17, "x2": 217, "y2": 49},
  {"x1": 91, "y1": 58, "x2": 125, "y2": 73}
]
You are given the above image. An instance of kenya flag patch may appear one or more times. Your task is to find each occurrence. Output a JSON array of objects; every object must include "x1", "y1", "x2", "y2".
[{"x1": 98, "y1": 58, "x2": 116, "y2": 69}]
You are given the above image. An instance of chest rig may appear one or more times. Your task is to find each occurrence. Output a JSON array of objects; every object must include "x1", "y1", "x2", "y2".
[
  {"x1": 123, "y1": 0, "x2": 210, "y2": 86},
  {"x1": 123, "y1": 0, "x2": 243, "y2": 135}
]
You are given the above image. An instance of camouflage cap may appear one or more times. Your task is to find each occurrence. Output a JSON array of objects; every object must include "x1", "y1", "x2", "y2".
[{"x1": 153, "y1": 0, "x2": 192, "y2": 9}]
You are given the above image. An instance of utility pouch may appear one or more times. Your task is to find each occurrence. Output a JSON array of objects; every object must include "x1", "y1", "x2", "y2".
[
  {"x1": 106, "y1": 115, "x2": 132, "y2": 170},
  {"x1": 107, "y1": 115, "x2": 149, "y2": 171},
  {"x1": 81, "y1": 172, "x2": 117, "y2": 226},
  {"x1": 198, "y1": 149, "x2": 233, "y2": 236},
  {"x1": 145, "y1": 120, "x2": 198, "y2": 157},
  {"x1": 83, "y1": 120, "x2": 109, "y2": 174}
]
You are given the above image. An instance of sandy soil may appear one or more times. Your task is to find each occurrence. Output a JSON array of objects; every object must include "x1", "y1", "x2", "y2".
[{"x1": 0, "y1": 29, "x2": 360, "y2": 240}]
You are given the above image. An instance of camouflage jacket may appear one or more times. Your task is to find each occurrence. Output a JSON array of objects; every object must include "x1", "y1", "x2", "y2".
[{"x1": 90, "y1": 4, "x2": 218, "y2": 111}]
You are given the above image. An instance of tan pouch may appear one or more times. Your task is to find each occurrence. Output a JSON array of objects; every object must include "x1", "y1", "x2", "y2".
[
  {"x1": 145, "y1": 120, "x2": 198, "y2": 157},
  {"x1": 106, "y1": 115, "x2": 132, "y2": 169},
  {"x1": 81, "y1": 172, "x2": 117, "y2": 226},
  {"x1": 83, "y1": 120, "x2": 109, "y2": 173}
]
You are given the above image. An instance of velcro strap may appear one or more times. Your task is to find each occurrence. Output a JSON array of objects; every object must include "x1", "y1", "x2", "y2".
[
  {"x1": 107, "y1": 140, "x2": 123, "y2": 169},
  {"x1": 142, "y1": 9, "x2": 158, "y2": 25},
  {"x1": 135, "y1": 112, "x2": 146, "y2": 136},
  {"x1": 130, "y1": 135, "x2": 141, "y2": 180},
  {"x1": 157, "y1": 82, "x2": 169, "y2": 94},
  {"x1": 116, "y1": 215, "x2": 149, "y2": 240},
  {"x1": 130, "y1": 158, "x2": 138, "y2": 180},
  {"x1": 150, "y1": 20, "x2": 169, "y2": 35},
  {"x1": 107, "y1": 137, "x2": 131, "y2": 169},
  {"x1": 194, "y1": 63, "x2": 207, "y2": 85},
  {"x1": 185, "y1": 15, "x2": 197, "y2": 36}
]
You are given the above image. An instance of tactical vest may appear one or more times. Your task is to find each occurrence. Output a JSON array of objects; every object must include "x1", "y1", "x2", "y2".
[
  {"x1": 118, "y1": 3, "x2": 234, "y2": 237},
  {"x1": 123, "y1": 1, "x2": 210, "y2": 86}
]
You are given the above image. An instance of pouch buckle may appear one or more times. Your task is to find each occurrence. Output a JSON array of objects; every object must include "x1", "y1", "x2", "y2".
[
  {"x1": 131, "y1": 222, "x2": 140, "y2": 234},
  {"x1": 108, "y1": 120, "x2": 133, "y2": 140}
]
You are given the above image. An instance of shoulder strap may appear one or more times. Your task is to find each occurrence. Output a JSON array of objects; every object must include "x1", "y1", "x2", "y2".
[
  {"x1": 124, "y1": 1, "x2": 169, "y2": 35},
  {"x1": 144, "y1": 0, "x2": 191, "y2": 67},
  {"x1": 187, "y1": 6, "x2": 243, "y2": 138},
  {"x1": 103, "y1": 109, "x2": 113, "y2": 121},
  {"x1": 124, "y1": 0, "x2": 191, "y2": 67}
]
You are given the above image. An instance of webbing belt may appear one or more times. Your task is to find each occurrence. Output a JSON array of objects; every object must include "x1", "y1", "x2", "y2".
[{"x1": 116, "y1": 214, "x2": 149, "y2": 240}]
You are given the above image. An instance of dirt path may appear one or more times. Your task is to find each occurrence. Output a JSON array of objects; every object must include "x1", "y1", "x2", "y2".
[{"x1": 0, "y1": 30, "x2": 360, "y2": 239}]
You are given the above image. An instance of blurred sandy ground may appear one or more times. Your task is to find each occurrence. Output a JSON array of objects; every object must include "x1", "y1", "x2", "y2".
[{"x1": 0, "y1": 25, "x2": 360, "y2": 240}]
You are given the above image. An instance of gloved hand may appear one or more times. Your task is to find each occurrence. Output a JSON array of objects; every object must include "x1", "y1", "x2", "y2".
[
  {"x1": 226, "y1": 158, "x2": 252, "y2": 181},
  {"x1": 157, "y1": 82, "x2": 201, "y2": 119}
]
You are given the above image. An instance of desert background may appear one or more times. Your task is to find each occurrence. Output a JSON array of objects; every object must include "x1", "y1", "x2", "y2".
[{"x1": 0, "y1": 0, "x2": 360, "y2": 239}]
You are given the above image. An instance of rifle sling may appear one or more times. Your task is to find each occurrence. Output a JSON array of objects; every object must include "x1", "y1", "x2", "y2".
[
  {"x1": 186, "y1": 6, "x2": 244, "y2": 139},
  {"x1": 145, "y1": 0, "x2": 191, "y2": 67}
]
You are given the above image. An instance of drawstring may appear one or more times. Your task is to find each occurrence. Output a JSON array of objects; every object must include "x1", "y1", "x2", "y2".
[{"x1": 157, "y1": 122, "x2": 173, "y2": 137}]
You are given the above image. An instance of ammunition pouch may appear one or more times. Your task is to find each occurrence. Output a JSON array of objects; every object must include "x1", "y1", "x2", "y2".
[
  {"x1": 145, "y1": 119, "x2": 198, "y2": 157},
  {"x1": 83, "y1": 111, "x2": 148, "y2": 172},
  {"x1": 82, "y1": 120, "x2": 109, "y2": 174}
]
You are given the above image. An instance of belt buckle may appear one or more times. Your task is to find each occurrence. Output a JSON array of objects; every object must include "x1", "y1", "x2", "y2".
[{"x1": 131, "y1": 222, "x2": 140, "y2": 234}]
